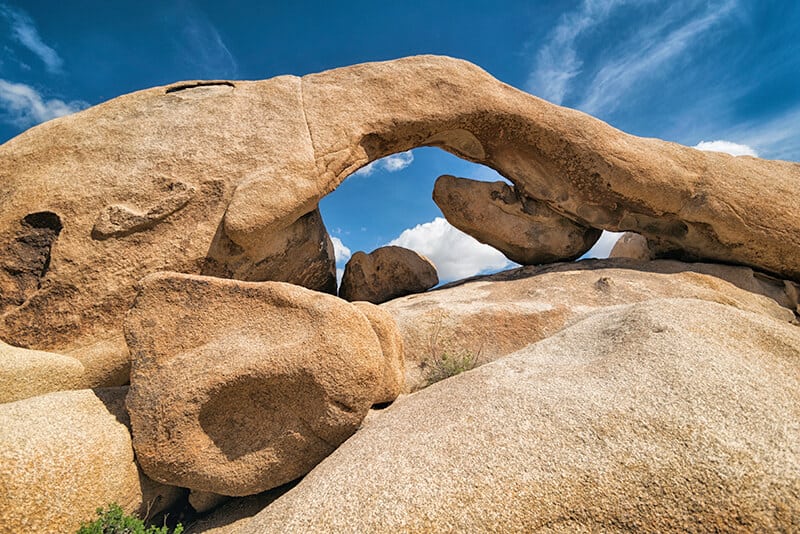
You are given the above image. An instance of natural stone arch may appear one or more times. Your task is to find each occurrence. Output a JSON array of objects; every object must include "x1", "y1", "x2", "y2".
[
  {"x1": 225, "y1": 55, "x2": 800, "y2": 282},
  {"x1": 1, "y1": 54, "x2": 798, "y2": 369}
]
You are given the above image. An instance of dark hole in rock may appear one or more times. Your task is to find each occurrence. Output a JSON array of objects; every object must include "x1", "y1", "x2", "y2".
[{"x1": 0, "y1": 211, "x2": 63, "y2": 312}]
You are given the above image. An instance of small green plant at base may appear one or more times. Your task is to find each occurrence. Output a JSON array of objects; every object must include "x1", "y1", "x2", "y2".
[
  {"x1": 423, "y1": 314, "x2": 482, "y2": 386},
  {"x1": 76, "y1": 503, "x2": 183, "y2": 534}
]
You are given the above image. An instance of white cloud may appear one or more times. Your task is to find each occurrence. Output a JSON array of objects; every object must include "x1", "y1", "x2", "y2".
[
  {"x1": 0, "y1": 4, "x2": 63, "y2": 73},
  {"x1": 164, "y1": 3, "x2": 238, "y2": 78},
  {"x1": 330, "y1": 236, "x2": 352, "y2": 265},
  {"x1": 354, "y1": 151, "x2": 414, "y2": 177},
  {"x1": 694, "y1": 140, "x2": 758, "y2": 157},
  {"x1": 581, "y1": 231, "x2": 624, "y2": 259},
  {"x1": 388, "y1": 217, "x2": 513, "y2": 283},
  {"x1": 0, "y1": 79, "x2": 87, "y2": 127},
  {"x1": 527, "y1": 0, "x2": 738, "y2": 115},
  {"x1": 526, "y1": 0, "x2": 632, "y2": 104}
]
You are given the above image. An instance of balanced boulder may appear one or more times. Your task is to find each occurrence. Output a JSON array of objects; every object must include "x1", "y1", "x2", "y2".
[
  {"x1": 0, "y1": 341, "x2": 86, "y2": 403},
  {"x1": 0, "y1": 387, "x2": 180, "y2": 534},
  {"x1": 380, "y1": 258, "x2": 799, "y2": 390},
  {"x1": 125, "y1": 272, "x2": 386, "y2": 496},
  {"x1": 339, "y1": 246, "x2": 438, "y2": 304},
  {"x1": 432, "y1": 174, "x2": 601, "y2": 264},
  {"x1": 242, "y1": 299, "x2": 800, "y2": 532}
]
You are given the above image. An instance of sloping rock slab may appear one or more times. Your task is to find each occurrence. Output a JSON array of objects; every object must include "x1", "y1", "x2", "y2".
[
  {"x1": 381, "y1": 258, "x2": 799, "y2": 390},
  {"x1": 242, "y1": 299, "x2": 800, "y2": 533}
]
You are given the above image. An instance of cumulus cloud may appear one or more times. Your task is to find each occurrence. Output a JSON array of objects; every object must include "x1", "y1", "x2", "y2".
[
  {"x1": 330, "y1": 236, "x2": 352, "y2": 264},
  {"x1": 0, "y1": 79, "x2": 87, "y2": 127},
  {"x1": 581, "y1": 231, "x2": 624, "y2": 259},
  {"x1": 354, "y1": 151, "x2": 414, "y2": 177},
  {"x1": 388, "y1": 217, "x2": 514, "y2": 283},
  {"x1": 0, "y1": 4, "x2": 63, "y2": 73},
  {"x1": 694, "y1": 140, "x2": 758, "y2": 157}
]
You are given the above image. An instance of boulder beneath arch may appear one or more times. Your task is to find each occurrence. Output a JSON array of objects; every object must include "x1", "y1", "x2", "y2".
[
  {"x1": 432, "y1": 174, "x2": 601, "y2": 264},
  {"x1": 339, "y1": 246, "x2": 439, "y2": 304}
]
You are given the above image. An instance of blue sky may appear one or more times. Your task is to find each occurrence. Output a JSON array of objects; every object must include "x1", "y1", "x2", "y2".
[{"x1": 1, "y1": 1, "x2": 798, "y2": 283}]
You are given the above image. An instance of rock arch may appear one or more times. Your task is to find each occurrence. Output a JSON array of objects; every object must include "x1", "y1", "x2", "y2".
[{"x1": 1, "y1": 54, "x2": 798, "y2": 362}]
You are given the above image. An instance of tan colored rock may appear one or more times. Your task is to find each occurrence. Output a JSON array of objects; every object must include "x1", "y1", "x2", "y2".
[
  {"x1": 351, "y1": 301, "x2": 405, "y2": 403},
  {"x1": 380, "y1": 258, "x2": 798, "y2": 390},
  {"x1": 0, "y1": 387, "x2": 181, "y2": 534},
  {"x1": 0, "y1": 335, "x2": 132, "y2": 403},
  {"x1": 339, "y1": 246, "x2": 438, "y2": 304},
  {"x1": 0, "y1": 340, "x2": 86, "y2": 403},
  {"x1": 3, "y1": 55, "x2": 798, "y2": 369},
  {"x1": 433, "y1": 174, "x2": 601, "y2": 264},
  {"x1": 243, "y1": 299, "x2": 800, "y2": 533},
  {"x1": 0, "y1": 77, "x2": 335, "y2": 362},
  {"x1": 125, "y1": 272, "x2": 384, "y2": 496},
  {"x1": 610, "y1": 232, "x2": 653, "y2": 260}
]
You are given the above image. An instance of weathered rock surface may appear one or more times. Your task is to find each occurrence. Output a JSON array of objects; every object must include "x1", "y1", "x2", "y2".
[
  {"x1": 125, "y1": 272, "x2": 385, "y2": 496},
  {"x1": 433, "y1": 174, "x2": 601, "y2": 264},
  {"x1": 610, "y1": 231, "x2": 653, "y2": 260},
  {"x1": 0, "y1": 335, "x2": 132, "y2": 404},
  {"x1": 243, "y1": 299, "x2": 800, "y2": 533},
  {"x1": 351, "y1": 301, "x2": 405, "y2": 403},
  {"x1": 0, "y1": 387, "x2": 181, "y2": 534},
  {"x1": 0, "y1": 341, "x2": 86, "y2": 403},
  {"x1": 380, "y1": 258, "x2": 799, "y2": 390},
  {"x1": 339, "y1": 246, "x2": 438, "y2": 304},
  {"x1": 4, "y1": 55, "x2": 798, "y2": 365}
]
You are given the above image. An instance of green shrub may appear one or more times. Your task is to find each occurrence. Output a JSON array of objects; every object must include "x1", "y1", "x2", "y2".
[
  {"x1": 77, "y1": 503, "x2": 183, "y2": 534},
  {"x1": 423, "y1": 314, "x2": 481, "y2": 386}
]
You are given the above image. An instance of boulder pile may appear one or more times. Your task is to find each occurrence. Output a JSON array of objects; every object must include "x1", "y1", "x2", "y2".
[{"x1": 1, "y1": 55, "x2": 798, "y2": 532}]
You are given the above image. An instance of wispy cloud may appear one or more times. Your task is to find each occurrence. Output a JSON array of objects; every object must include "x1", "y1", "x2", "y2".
[
  {"x1": 388, "y1": 217, "x2": 513, "y2": 283},
  {"x1": 526, "y1": 0, "x2": 633, "y2": 104},
  {"x1": 0, "y1": 3, "x2": 63, "y2": 73},
  {"x1": 167, "y1": 2, "x2": 238, "y2": 78},
  {"x1": 694, "y1": 140, "x2": 757, "y2": 157},
  {"x1": 354, "y1": 151, "x2": 414, "y2": 177},
  {"x1": 578, "y1": 1, "x2": 737, "y2": 115},
  {"x1": 0, "y1": 79, "x2": 87, "y2": 127},
  {"x1": 527, "y1": 0, "x2": 738, "y2": 115}
]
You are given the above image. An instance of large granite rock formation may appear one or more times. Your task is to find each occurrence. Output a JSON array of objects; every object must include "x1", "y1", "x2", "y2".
[
  {"x1": 3, "y1": 55, "x2": 798, "y2": 371},
  {"x1": 339, "y1": 246, "x2": 439, "y2": 304},
  {"x1": 432, "y1": 174, "x2": 601, "y2": 264},
  {"x1": 242, "y1": 299, "x2": 800, "y2": 533},
  {"x1": 0, "y1": 387, "x2": 181, "y2": 534},
  {"x1": 125, "y1": 273, "x2": 390, "y2": 496},
  {"x1": 380, "y1": 258, "x2": 799, "y2": 390}
]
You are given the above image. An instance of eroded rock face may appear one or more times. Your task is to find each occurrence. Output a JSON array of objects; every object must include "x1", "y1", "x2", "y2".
[
  {"x1": 0, "y1": 387, "x2": 181, "y2": 534},
  {"x1": 339, "y1": 246, "x2": 438, "y2": 304},
  {"x1": 433, "y1": 174, "x2": 601, "y2": 264},
  {"x1": 380, "y1": 258, "x2": 799, "y2": 390},
  {"x1": 125, "y1": 273, "x2": 385, "y2": 496},
  {"x1": 3, "y1": 54, "x2": 799, "y2": 370},
  {"x1": 351, "y1": 301, "x2": 406, "y2": 403},
  {"x1": 242, "y1": 299, "x2": 800, "y2": 533},
  {"x1": 610, "y1": 232, "x2": 653, "y2": 260}
]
